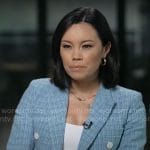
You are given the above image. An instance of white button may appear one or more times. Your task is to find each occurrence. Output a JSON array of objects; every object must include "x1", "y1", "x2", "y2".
[
  {"x1": 107, "y1": 141, "x2": 113, "y2": 149},
  {"x1": 34, "y1": 132, "x2": 39, "y2": 140}
]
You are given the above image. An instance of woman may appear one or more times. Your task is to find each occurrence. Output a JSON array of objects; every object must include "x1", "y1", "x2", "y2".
[{"x1": 7, "y1": 7, "x2": 146, "y2": 150}]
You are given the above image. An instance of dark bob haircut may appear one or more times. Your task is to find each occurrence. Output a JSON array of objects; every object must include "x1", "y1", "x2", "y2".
[{"x1": 51, "y1": 7, "x2": 120, "y2": 90}]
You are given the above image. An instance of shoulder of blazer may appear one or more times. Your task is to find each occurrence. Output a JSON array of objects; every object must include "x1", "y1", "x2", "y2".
[
  {"x1": 109, "y1": 85, "x2": 143, "y2": 108},
  {"x1": 112, "y1": 85, "x2": 141, "y2": 96},
  {"x1": 30, "y1": 78, "x2": 59, "y2": 90},
  {"x1": 29, "y1": 78, "x2": 66, "y2": 95},
  {"x1": 17, "y1": 78, "x2": 67, "y2": 112},
  {"x1": 28, "y1": 77, "x2": 67, "y2": 99}
]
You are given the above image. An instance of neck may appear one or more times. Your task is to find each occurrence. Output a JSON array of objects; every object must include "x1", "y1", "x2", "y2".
[{"x1": 70, "y1": 79, "x2": 100, "y2": 95}]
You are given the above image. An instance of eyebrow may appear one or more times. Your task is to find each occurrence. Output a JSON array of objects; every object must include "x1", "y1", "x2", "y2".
[{"x1": 61, "y1": 40, "x2": 95, "y2": 43}]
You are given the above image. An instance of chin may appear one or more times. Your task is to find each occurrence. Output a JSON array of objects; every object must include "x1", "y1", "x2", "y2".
[{"x1": 69, "y1": 75, "x2": 89, "y2": 82}]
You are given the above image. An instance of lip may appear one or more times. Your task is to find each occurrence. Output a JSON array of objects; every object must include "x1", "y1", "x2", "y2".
[
  {"x1": 69, "y1": 65, "x2": 86, "y2": 72},
  {"x1": 69, "y1": 65, "x2": 86, "y2": 68}
]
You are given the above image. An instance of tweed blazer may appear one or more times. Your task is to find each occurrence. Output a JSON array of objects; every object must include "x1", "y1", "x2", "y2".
[{"x1": 7, "y1": 78, "x2": 146, "y2": 150}]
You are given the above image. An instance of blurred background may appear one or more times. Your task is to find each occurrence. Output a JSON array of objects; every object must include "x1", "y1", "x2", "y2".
[{"x1": 0, "y1": 0, "x2": 150, "y2": 149}]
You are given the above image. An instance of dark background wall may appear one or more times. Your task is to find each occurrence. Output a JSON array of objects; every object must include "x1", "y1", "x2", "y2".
[{"x1": 0, "y1": 0, "x2": 150, "y2": 149}]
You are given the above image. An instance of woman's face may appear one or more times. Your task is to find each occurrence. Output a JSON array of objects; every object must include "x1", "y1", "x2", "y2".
[{"x1": 60, "y1": 22, "x2": 110, "y2": 82}]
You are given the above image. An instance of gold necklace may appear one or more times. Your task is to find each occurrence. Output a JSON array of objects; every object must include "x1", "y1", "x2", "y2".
[{"x1": 70, "y1": 91, "x2": 96, "y2": 101}]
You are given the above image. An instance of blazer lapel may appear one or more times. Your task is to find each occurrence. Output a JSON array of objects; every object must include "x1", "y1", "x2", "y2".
[
  {"x1": 78, "y1": 84, "x2": 116, "y2": 150},
  {"x1": 46, "y1": 87, "x2": 69, "y2": 149}
]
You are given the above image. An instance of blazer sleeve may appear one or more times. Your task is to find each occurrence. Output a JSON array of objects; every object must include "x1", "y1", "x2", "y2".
[
  {"x1": 118, "y1": 92, "x2": 147, "y2": 150},
  {"x1": 7, "y1": 81, "x2": 35, "y2": 150}
]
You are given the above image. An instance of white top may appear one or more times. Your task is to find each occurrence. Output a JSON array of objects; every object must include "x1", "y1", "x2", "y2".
[{"x1": 64, "y1": 123, "x2": 83, "y2": 150}]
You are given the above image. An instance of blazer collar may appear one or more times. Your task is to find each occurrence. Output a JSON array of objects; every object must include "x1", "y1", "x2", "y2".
[{"x1": 78, "y1": 84, "x2": 116, "y2": 150}]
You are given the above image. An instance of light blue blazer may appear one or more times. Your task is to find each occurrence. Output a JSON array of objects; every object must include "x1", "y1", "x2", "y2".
[{"x1": 7, "y1": 78, "x2": 146, "y2": 150}]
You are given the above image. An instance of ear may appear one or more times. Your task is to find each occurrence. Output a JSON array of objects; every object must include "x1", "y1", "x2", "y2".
[{"x1": 103, "y1": 42, "x2": 111, "y2": 58}]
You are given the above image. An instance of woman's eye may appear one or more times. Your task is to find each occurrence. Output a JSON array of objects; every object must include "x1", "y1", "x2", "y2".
[
  {"x1": 82, "y1": 44, "x2": 93, "y2": 48},
  {"x1": 62, "y1": 44, "x2": 71, "y2": 49}
]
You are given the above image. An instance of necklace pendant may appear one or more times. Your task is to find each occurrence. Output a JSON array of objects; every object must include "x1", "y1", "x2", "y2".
[
  {"x1": 78, "y1": 97, "x2": 86, "y2": 101},
  {"x1": 70, "y1": 91, "x2": 96, "y2": 102}
]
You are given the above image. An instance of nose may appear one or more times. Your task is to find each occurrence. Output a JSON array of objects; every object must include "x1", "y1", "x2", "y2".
[{"x1": 72, "y1": 49, "x2": 83, "y2": 61}]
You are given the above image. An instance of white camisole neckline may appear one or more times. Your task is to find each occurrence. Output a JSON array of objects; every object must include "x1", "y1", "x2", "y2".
[{"x1": 63, "y1": 123, "x2": 83, "y2": 150}]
